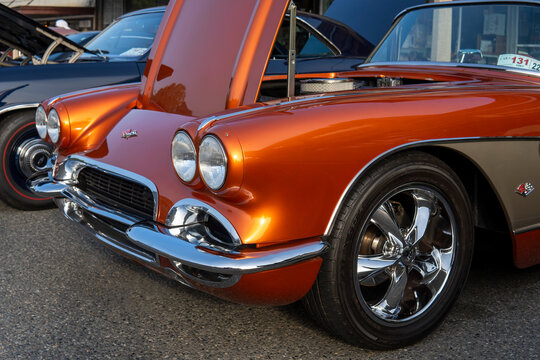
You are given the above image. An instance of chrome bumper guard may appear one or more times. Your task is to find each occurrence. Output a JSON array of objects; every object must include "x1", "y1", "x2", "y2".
[{"x1": 31, "y1": 175, "x2": 328, "y2": 286}]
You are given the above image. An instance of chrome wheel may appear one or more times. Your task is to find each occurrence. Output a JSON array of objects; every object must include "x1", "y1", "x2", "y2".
[
  {"x1": 0, "y1": 110, "x2": 53, "y2": 209},
  {"x1": 17, "y1": 138, "x2": 52, "y2": 178},
  {"x1": 303, "y1": 152, "x2": 473, "y2": 349},
  {"x1": 356, "y1": 187, "x2": 455, "y2": 322}
]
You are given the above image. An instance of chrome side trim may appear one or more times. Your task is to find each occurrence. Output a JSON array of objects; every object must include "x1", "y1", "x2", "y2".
[
  {"x1": 323, "y1": 137, "x2": 481, "y2": 236},
  {"x1": 196, "y1": 116, "x2": 217, "y2": 132},
  {"x1": 197, "y1": 94, "x2": 353, "y2": 133},
  {"x1": 127, "y1": 222, "x2": 327, "y2": 275},
  {"x1": 196, "y1": 106, "x2": 265, "y2": 133},
  {"x1": 0, "y1": 103, "x2": 40, "y2": 116}
]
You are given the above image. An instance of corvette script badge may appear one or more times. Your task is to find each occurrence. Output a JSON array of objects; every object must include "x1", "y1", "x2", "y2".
[
  {"x1": 515, "y1": 182, "x2": 535, "y2": 197},
  {"x1": 121, "y1": 129, "x2": 138, "y2": 139}
]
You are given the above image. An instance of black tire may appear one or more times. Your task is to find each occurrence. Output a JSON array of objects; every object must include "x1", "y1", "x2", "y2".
[
  {"x1": 0, "y1": 110, "x2": 53, "y2": 210},
  {"x1": 304, "y1": 151, "x2": 474, "y2": 349}
]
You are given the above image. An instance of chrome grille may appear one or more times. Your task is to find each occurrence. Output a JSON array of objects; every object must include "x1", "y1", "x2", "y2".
[{"x1": 76, "y1": 167, "x2": 154, "y2": 219}]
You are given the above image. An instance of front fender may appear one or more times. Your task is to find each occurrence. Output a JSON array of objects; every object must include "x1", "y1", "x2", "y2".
[{"x1": 42, "y1": 83, "x2": 141, "y2": 152}]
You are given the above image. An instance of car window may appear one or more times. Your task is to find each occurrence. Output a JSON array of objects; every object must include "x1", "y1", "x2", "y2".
[
  {"x1": 86, "y1": 12, "x2": 163, "y2": 57},
  {"x1": 272, "y1": 18, "x2": 335, "y2": 59},
  {"x1": 369, "y1": 4, "x2": 540, "y2": 72},
  {"x1": 323, "y1": 0, "x2": 426, "y2": 46}
]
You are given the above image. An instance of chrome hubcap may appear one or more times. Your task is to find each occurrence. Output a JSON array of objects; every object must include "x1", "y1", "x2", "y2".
[
  {"x1": 355, "y1": 187, "x2": 455, "y2": 322},
  {"x1": 16, "y1": 138, "x2": 52, "y2": 178}
]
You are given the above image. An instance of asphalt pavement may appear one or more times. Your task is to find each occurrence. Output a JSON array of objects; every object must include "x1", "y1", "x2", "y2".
[{"x1": 0, "y1": 200, "x2": 539, "y2": 359}]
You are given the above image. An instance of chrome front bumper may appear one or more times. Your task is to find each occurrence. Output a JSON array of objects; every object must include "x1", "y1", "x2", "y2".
[{"x1": 30, "y1": 167, "x2": 327, "y2": 287}]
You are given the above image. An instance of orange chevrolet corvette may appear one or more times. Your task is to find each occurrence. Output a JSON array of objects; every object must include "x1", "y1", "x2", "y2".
[{"x1": 32, "y1": 0, "x2": 540, "y2": 349}]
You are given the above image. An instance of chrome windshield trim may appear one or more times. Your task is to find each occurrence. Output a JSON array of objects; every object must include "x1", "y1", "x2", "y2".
[
  {"x1": 324, "y1": 137, "x2": 482, "y2": 236},
  {"x1": 358, "y1": 61, "x2": 540, "y2": 78},
  {"x1": 60, "y1": 155, "x2": 159, "y2": 221},
  {"x1": 0, "y1": 103, "x2": 39, "y2": 116},
  {"x1": 394, "y1": 0, "x2": 540, "y2": 21},
  {"x1": 294, "y1": 15, "x2": 340, "y2": 56}
]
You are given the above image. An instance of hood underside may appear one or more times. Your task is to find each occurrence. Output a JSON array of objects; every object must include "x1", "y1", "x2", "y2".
[{"x1": 139, "y1": 0, "x2": 289, "y2": 118}]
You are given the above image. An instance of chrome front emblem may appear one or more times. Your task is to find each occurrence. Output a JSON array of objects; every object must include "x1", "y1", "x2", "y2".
[
  {"x1": 121, "y1": 129, "x2": 138, "y2": 139},
  {"x1": 515, "y1": 182, "x2": 535, "y2": 197}
]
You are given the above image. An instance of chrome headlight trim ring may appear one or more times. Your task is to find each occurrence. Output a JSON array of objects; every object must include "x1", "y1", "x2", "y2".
[
  {"x1": 198, "y1": 135, "x2": 228, "y2": 191},
  {"x1": 172, "y1": 131, "x2": 197, "y2": 183},
  {"x1": 47, "y1": 108, "x2": 61, "y2": 144},
  {"x1": 35, "y1": 105, "x2": 48, "y2": 139}
]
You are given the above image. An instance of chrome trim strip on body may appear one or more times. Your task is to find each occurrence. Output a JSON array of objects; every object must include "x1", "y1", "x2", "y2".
[
  {"x1": 0, "y1": 103, "x2": 40, "y2": 116},
  {"x1": 514, "y1": 224, "x2": 540, "y2": 235},
  {"x1": 197, "y1": 94, "x2": 351, "y2": 133},
  {"x1": 196, "y1": 106, "x2": 267, "y2": 133}
]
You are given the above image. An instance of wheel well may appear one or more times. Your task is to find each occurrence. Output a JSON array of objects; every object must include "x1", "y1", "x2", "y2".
[
  {"x1": 0, "y1": 107, "x2": 37, "y2": 124},
  {"x1": 416, "y1": 146, "x2": 511, "y2": 235}
]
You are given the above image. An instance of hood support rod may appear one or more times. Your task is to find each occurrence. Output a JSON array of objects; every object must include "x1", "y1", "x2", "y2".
[{"x1": 287, "y1": 0, "x2": 297, "y2": 99}]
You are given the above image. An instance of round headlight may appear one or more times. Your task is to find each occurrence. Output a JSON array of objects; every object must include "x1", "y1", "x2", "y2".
[
  {"x1": 35, "y1": 106, "x2": 47, "y2": 139},
  {"x1": 199, "y1": 135, "x2": 227, "y2": 190},
  {"x1": 47, "y1": 108, "x2": 60, "y2": 144},
  {"x1": 172, "y1": 131, "x2": 196, "y2": 182}
]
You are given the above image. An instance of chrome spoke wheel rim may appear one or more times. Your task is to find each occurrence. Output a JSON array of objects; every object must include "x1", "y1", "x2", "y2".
[
  {"x1": 355, "y1": 186, "x2": 456, "y2": 322},
  {"x1": 16, "y1": 138, "x2": 53, "y2": 178}
]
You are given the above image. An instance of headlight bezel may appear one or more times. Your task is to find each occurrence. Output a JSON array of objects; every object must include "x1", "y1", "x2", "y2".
[
  {"x1": 171, "y1": 131, "x2": 197, "y2": 183},
  {"x1": 47, "y1": 108, "x2": 61, "y2": 144},
  {"x1": 198, "y1": 134, "x2": 228, "y2": 191},
  {"x1": 35, "y1": 105, "x2": 47, "y2": 139}
]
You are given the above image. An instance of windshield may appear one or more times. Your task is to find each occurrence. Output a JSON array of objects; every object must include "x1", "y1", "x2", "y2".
[
  {"x1": 368, "y1": 3, "x2": 540, "y2": 74},
  {"x1": 86, "y1": 11, "x2": 163, "y2": 57}
]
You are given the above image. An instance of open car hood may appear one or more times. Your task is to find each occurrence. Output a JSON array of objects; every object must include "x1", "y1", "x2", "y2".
[
  {"x1": 0, "y1": 3, "x2": 87, "y2": 61},
  {"x1": 140, "y1": 0, "x2": 289, "y2": 117}
]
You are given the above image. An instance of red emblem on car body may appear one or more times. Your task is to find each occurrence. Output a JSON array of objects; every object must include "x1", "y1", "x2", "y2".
[
  {"x1": 121, "y1": 129, "x2": 138, "y2": 139},
  {"x1": 515, "y1": 183, "x2": 535, "y2": 197}
]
